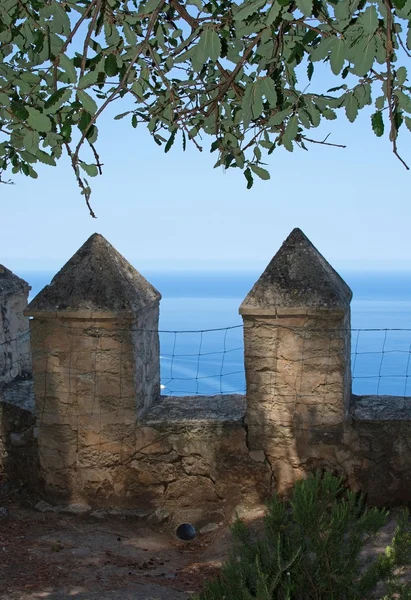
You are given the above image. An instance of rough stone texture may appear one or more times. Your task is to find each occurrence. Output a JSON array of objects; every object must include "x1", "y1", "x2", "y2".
[
  {"x1": 240, "y1": 228, "x2": 352, "y2": 312},
  {"x1": 26, "y1": 233, "x2": 161, "y2": 315},
  {"x1": 52, "y1": 394, "x2": 272, "y2": 528},
  {"x1": 24, "y1": 234, "x2": 161, "y2": 502},
  {"x1": 0, "y1": 379, "x2": 38, "y2": 488},
  {"x1": 0, "y1": 265, "x2": 31, "y2": 386},
  {"x1": 342, "y1": 395, "x2": 411, "y2": 505},
  {"x1": 5, "y1": 229, "x2": 411, "y2": 522},
  {"x1": 240, "y1": 229, "x2": 352, "y2": 493}
]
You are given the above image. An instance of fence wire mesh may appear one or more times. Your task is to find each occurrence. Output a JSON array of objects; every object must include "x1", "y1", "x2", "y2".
[{"x1": 1, "y1": 324, "x2": 411, "y2": 398}]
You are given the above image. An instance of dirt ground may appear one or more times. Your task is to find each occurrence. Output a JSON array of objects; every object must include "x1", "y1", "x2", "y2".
[
  {"x1": 0, "y1": 499, "x2": 245, "y2": 600},
  {"x1": 0, "y1": 498, "x2": 409, "y2": 600}
]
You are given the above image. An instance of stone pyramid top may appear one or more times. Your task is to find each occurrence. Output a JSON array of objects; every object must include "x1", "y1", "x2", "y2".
[
  {"x1": 26, "y1": 234, "x2": 160, "y2": 315},
  {"x1": 0, "y1": 265, "x2": 30, "y2": 298},
  {"x1": 240, "y1": 228, "x2": 352, "y2": 314}
]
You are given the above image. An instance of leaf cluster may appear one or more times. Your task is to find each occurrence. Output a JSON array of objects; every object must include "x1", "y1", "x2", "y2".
[{"x1": 0, "y1": 0, "x2": 411, "y2": 214}]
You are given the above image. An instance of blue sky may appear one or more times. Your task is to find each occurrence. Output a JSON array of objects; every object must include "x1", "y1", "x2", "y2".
[{"x1": 2, "y1": 87, "x2": 411, "y2": 274}]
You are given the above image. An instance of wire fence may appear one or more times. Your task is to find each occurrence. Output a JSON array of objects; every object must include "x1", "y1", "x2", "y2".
[{"x1": 1, "y1": 324, "x2": 411, "y2": 398}]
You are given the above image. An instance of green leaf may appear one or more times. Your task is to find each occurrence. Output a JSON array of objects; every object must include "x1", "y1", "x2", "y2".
[
  {"x1": 334, "y1": 0, "x2": 351, "y2": 20},
  {"x1": 23, "y1": 129, "x2": 39, "y2": 153},
  {"x1": 371, "y1": 111, "x2": 384, "y2": 137},
  {"x1": 352, "y1": 37, "x2": 376, "y2": 76},
  {"x1": 105, "y1": 54, "x2": 118, "y2": 77},
  {"x1": 396, "y1": 66, "x2": 407, "y2": 85},
  {"x1": 251, "y1": 90, "x2": 263, "y2": 120},
  {"x1": 345, "y1": 94, "x2": 359, "y2": 123},
  {"x1": 115, "y1": 111, "x2": 131, "y2": 120},
  {"x1": 51, "y1": 3, "x2": 71, "y2": 36},
  {"x1": 311, "y1": 37, "x2": 335, "y2": 62},
  {"x1": 295, "y1": 0, "x2": 312, "y2": 17},
  {"x1": 141, "y1": 0, "x2": 162, "y2": 13},
  {"x1": 36, "y1": 150, "x2": 56, "y2": 166},
  {"x1": 258, "y1": 77, "x2": 277, "y2": 108},
  {"x1": 329, "y1": 38, "x2": 346, "y2": 75},
  {"x1": 266, "y1": 2, "x2": 281, "y2": 25},
  {"x1": 250, "y1": 164, "x2": 270, "y2": 180},
  {"x1": 395, "y1": 90, "x2": 411, "y2": 113},
  {"x1": 80, "y1": 161, "x2": 98, "y2": 177},
  {"x1": 165, "y1": 131, "x2": 176, "y2": 153},
  {"x1": 78, "y1": 69, "x2": 100, "y2": 90},
  {"x1": 123, "y1": 22, "x2": 137, "y2": 45},
  {"x1": 241, "y1": 85, "x2": 254, "y2": 129},
  {"x1": 269, "y1": 108, "x2": 292, "y2": 126},
  {"x1": 244, "y1": 167, "x2": 254, "y2": 189},
  {"x1": 304, "y1": 100, "x2": 321, "y2": 126},
  {"x1": 77, "y1": 90, "x2": 98, "y2": 114},
  {"x1": 192, "y1": 29, "x2": 221, "y2": 71},
  {"x1": 360, "y1": 5, "x2": 379, "y2": 35},
  {"x1": 44, "y1": 87, "x2": 72, "y2": 114},
  {"x1": 187, "y1": 0, "x2": 203, "y2": 9},
  {"x1": 26, "y1": 107, "x2": 52, "y2": 132},
  {"x1": 131, "y1": 80, "x2": 144, "y2": 100},
  {"x1": 10, "y1": 101, "x2": 29, "y2": 121},
  {"x1": 375, "y1": 96, "x2": 385, "y2": 110},
  {"x1": 58, "y1": 54, "x2": 77, "y2": 84},
  {"x1": 322, "y1": 108, "x2": 337, "y2": 120},
  {"x1": 283, "y1": 114, "x2": 299, "y2": 145},
  {"x1": 78, "y1": 110, "x2": 92, "y2": 134},
  {"x1": 234, "y1": 0, "x2": 266, "y2": 22},
  {"x1": 307, "y1": 61, "x2": 314, "y2": 81},
  {"x1": 404, "y1": 116, "x2": 411, "y2": 132}
]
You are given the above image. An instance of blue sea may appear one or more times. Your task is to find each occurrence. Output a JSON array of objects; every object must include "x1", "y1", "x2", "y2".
[{"x1": 20, "y1": 270, "x2": 411, "y2": 398}]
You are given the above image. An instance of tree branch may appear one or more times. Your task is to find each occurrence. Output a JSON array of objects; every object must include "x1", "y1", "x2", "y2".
[{"x1": 384, "y1": 0, "x2": 410, "y2": 170}]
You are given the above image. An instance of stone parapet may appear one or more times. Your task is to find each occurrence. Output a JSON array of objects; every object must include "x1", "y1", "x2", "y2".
[{"x1": 240, "y1": 229, "x2": 352, "y2": 492}]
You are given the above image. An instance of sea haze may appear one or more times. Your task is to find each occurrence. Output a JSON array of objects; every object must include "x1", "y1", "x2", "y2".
[{"x1": 18, "y1": 270, "x2": 411, "y2": 397}]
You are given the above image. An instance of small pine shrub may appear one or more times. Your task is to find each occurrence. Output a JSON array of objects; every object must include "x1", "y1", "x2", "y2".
[{"x1": 195, "y1": 472, "x2": 411, "y2": 600}]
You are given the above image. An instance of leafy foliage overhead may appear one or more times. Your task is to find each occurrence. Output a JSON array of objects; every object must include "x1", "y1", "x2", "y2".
[{"x1": 1, "y1": 0, "x2": 411, "y2": 215}]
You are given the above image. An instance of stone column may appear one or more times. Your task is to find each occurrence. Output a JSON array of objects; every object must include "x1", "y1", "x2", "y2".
[
  {"x1": 24, "y1": 234, "x2": 161, "y2": 503},
  {"x1": 0, "y1": 265, "x2": 31, "y2": 386},
  {"x1": 240, "y1": 229, "x2": 352, "y2": 492}
]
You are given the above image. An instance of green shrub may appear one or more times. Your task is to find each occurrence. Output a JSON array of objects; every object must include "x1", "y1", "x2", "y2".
[{"x1": 195, "y1": 472, "x2": 411, "y2": 600}]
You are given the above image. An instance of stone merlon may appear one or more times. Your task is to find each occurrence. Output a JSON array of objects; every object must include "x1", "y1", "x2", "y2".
[
  {"x1": 240, "y1": 228, "x2": 352, "y2": 314},
  {"x1": 25, "y1": 233, "x2": 161, "y2": 316},
  {"x1": 0, "y1": 265, "x2": 30, "y2": 298}
]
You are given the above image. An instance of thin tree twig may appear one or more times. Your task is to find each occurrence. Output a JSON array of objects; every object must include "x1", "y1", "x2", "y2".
[
  {"x1": 302, "y1": 135, "x2": 346, "y2": 148},
  {"x1": 79, "y1": 0, "x2": 102, "y2": 81},
  {"x1": 73, "y1": 1, "x2": 166, "y2": 167},
  {"x1": 397, "y1": 33, "x2": 411, "y2": 59},
  {"x1": 384, "y1": 0, "x2": 410, "y2": 170}
]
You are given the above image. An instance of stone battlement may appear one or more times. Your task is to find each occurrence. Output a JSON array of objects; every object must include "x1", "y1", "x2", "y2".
[{"x1": 1, "y1": 230, "x2": 410, "y2": 526}]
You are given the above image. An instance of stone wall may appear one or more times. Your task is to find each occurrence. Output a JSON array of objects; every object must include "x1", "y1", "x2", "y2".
[
  {"x1": 76, "y1": 395, "x2": 272, "y2": 523},
  {"x1": 132, "y1": 306, "x2": 160, "y2": 417},
  {"x1": 345, "y1": 395, "x2": 411, "y2": 506},
  {"x1": 0, "y1": 266, "x2": 31, "y2": 386},
  {"x1": 0, "y1": 380, "x2": 37, "y2": 489},
  {"x1": 2, "y1": 229, "x2": 411, "y2": 525}
]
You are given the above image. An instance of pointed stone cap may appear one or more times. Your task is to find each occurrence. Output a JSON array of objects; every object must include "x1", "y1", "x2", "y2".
[
  {"x1": 25, "y1": 234, "x2": 161, "y2": 318},
  {"x1": 240, "y1": 228, "x2": 352, "y2": 315},
  {"x1": 0, "y1": 265, "x2": 30, "y2": 298}
]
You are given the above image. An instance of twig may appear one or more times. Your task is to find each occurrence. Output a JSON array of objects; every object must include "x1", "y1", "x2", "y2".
[
  {"x1": 73, "y1": 1, "x2": 166, "y2": 167},
  {"x1": 302, "y1": 135, "x2": 346, "y2": 148},
  {"x1": 79, "y1": 0, "x2": 102, "y2": 81},
  {"x1": 384, "y1": 0, "x2": 410, "y2": 170},
  {"x1": 397, "y1": 33, "x2": 411, "y2": 59},
  {"x1": 89, "y1": 142, "x2": 104, "y2": 175}
]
